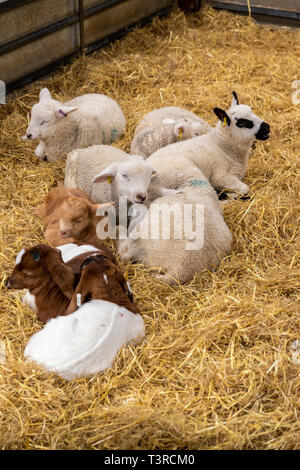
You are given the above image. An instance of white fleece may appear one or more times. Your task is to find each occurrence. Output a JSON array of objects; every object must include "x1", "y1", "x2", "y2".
[{"x1": 24, "y1": 299, "x2": 145, "y2": 380}]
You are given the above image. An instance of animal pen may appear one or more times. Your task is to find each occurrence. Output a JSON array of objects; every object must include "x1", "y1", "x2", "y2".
[{"x1": 0, "y1": 0, "x2": 300, "y2": 451}]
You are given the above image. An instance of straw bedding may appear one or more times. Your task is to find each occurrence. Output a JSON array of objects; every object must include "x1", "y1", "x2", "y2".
[{"x1": 0, "y1": 5, "x2": 299, "y2": 450}]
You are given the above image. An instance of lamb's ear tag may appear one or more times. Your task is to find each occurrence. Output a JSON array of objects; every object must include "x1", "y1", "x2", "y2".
[
  {"x1": 179, "y1": 128, "x2": 183, "y2": 139},
  {"x1": 58, "y1": 109, "x2": 67, "y2": 117},
  {"x1": 107, "y1": 176, "x2": 112, "y2": 184},
  {"x1": 222, "y1": 117, "x2": 227, "y2": 127},
  {"x1": 31, "y1": 252, "x2": 40, "y2": 262}
]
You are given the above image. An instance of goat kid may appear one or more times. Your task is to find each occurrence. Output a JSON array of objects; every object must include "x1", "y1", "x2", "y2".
[
  {"x1": 24, "y1": 254, "x2": 144, "y2": 380},
  {"x1": 35, "y1": 183, "x2": 114, "y2": 252},
  {"x1": 6, "y1": 243, "x2": 113, "y2": 323}
]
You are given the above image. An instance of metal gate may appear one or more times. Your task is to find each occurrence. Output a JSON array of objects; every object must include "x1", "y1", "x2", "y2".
[{"x1": 0, "y1": 0, "x2": 176, "y2": 92}]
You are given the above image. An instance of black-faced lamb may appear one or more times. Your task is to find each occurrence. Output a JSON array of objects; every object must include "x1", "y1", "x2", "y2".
[{"x1": 146, "y1": 92, "x2": 270, "y2": 196}]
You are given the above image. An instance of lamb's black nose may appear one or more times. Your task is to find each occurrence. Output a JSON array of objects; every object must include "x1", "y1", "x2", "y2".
[
  {"x1": 135, "y1": 194, "x2": 146, "y2": 203},
  {"x1": 256, "y1": 122, "x2": 270, "y2": 141},
  {"x1": 261, "y1": 122, "x2": 270, "y2": 134},
  {"x1": 27, "y1": 133, "x2": 32, "y2": 139}
]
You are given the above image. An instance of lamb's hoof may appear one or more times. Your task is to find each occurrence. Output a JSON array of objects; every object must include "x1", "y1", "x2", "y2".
[
  {"x1": 217, "y1": 191, "x2": 228, "y2": 200},
  {"x1": 42, "y1": 156, "x2": 48, "y2": 162},
  {"x1": 239, "y1": 194, "x2": 251, "y2": 201}
]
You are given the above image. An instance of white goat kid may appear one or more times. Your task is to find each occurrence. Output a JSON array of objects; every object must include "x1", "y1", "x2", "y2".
[
  {"x1": 147, "y1": 92, "x2": 270, "y2": 197},
  {"x1": 24, "y1": 88, "x2": 126, "y2": 162}
]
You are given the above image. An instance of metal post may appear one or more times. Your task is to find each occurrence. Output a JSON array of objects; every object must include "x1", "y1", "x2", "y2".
[{"x1": 78, "y1": 0, "x2": 85, "y2": 55}]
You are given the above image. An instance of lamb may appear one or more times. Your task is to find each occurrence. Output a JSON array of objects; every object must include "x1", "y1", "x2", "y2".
[
  {"x1": 23, "y1": 88, "x2": 126, "y2": 162},
  {"x1": 118, "y1": 169, "x2": 232, "y2": 285},
  {"x1": 64, "y1": 145, "x2": 181, "y2": 222},
  {"x1": 34, "y1": 183, "x2": 115, "y2": 254},
  {"x1": 134, "y1": 106, "x2": 212, "y2": 137},
  {"x1": 24, "y1": 253, "x2": 145, "y2": 380},
  {"x1": 130, "y1": 117, "x2": 212, "y2": 159},
  {"x1": 146, "y1": 92, "x2": 270, "y2": 196}
]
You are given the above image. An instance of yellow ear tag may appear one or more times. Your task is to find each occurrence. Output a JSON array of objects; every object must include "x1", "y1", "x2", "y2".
[
  {"x1": 107, "y1": 176, "x2": 111, "y2": 184},
  {"x1": 222, "y1": 117, "x2": 227, "y2": 127},
  {"x1": 179, "y1": 128, "x2": 183, "y2": 139}
]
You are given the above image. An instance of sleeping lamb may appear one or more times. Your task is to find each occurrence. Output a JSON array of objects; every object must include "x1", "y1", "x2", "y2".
[{"x1": 24, "y1": 88, "x2": 126, "y2": 162}]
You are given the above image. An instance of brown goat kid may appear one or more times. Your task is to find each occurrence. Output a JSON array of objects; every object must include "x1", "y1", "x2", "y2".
[
  {"x1": 6, "y1": 244, "x2": 104, "y2": 323},
  {"x1": 34, "y1": 183, "x2": 114, "y2": 253},
  {"x1": 66, "y1": 254, "x2": 140, "y2": 315}
]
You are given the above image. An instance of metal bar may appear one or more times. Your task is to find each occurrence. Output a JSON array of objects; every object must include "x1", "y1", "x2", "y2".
[
  {"x1": 78, "y1": 0, "x2": 85, "y2": 53},
  {"x1": 211, "y1": 2, "x2": 300, "y2": 20},
  {"x1": 0, "y1": 0, "x2": 34, "y2": 14},
  {"x1": 84, "y1": 0, "x2": 127, "y2": 19},
  {"x1": 0, "y1": 14, "x2": 79, "y2": 56}
]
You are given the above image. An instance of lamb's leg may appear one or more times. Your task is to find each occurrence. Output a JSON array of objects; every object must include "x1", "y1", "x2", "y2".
[
  {"x1": 213, "y1": 174, "x2": 249, "y2": 196},
  {"x1": 34, "y1": 141, "x2": 46, "y2": 159}
]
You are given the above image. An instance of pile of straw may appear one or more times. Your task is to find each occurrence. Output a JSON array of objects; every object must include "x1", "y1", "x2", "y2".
[{"x1": 0, "y1": 6, "x2": 299, "y2": 449}]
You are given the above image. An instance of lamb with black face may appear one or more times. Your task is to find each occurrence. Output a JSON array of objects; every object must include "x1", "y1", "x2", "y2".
[{"x1": 255, "y1": 121, "x2": 270, "y2": 141}]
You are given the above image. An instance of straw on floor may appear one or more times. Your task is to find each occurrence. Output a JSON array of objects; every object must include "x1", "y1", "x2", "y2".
[{"x1": 0, "y1": 5, "x2": 299, "y2": 449}]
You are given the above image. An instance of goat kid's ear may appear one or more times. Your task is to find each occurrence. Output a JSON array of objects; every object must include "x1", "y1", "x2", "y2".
[
  {"x1": 65, "y1": 277, "x2": 91, "y2": 314},
  {"x1": 231, "y1": 91, "x2": 239, "y2": 107},
  {"x1": 92, "y1": 201, "x2": 114, "y2": 216},
  {"x1": 213, "y1": 107, "x2": 231, "y2": 126},
  {"x1": 39, "y1": 88, "x2": 51, "y2": 101},
  {"x1": 92, "y1": 164, "x2": 117, "y2": 184},
  {"x1": 55, "y1": 105, "x2": 77, "y2": 119},
  {"x1": 45, "y1": 254, "x2": 75, "y2": 299},
  {"x1": 34, "y1": 203, "x2": 46, "y2": 217}
]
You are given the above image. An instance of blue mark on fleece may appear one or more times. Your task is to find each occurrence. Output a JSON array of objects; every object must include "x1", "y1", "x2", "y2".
[
  {"x1": 110, "y1": 127, "x2": 117, "y2": 143},
  {"x1": 189, "y1": 179, "x2": 207, "y2": 187}
]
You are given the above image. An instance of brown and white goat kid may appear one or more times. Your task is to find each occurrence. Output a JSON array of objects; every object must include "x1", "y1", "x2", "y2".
[
  {"x1": 24, "y1": 254, "x2": 145, "y2": 380},
  {"x1": 5, "y1": 243, "x2": 113, "y2": 323},
  {"x1": 34, "y1": 183, "x2": 114, "y2": 251}
]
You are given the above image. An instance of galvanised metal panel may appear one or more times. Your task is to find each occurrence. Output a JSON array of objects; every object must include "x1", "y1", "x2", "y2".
[
  {"x1": 0, "y1": 0, "x2": 176, "y2": 91},
  {"x1": 0, "y1": 0, "x2": 77, "y2": 46},
  {"x1": 84, "y1": 0, "x2": 173, "y2": 46},
  {"x1": 1, "y1": 25, "x2": 78, "y2": 84}
]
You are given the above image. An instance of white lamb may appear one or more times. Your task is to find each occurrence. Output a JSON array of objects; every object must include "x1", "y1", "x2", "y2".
[
  {"x1": 130, "y1": 118, "x2": 211, "y2": 159},
  {"x1": 24, "y1": 88, "x2": 126, "y2": 162},
  {"x1": 134, "y1": 106, "x2": 212, "y2": 137},
  {"x1": 146, "y1": 92, "x2": 270, "y2": 196},
  {"x1": 118, "y1": 169, "x2": 232, "y2": 285},
  {"x1": 64, "y1": 145, "x2": 180, "y2": 217}
]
